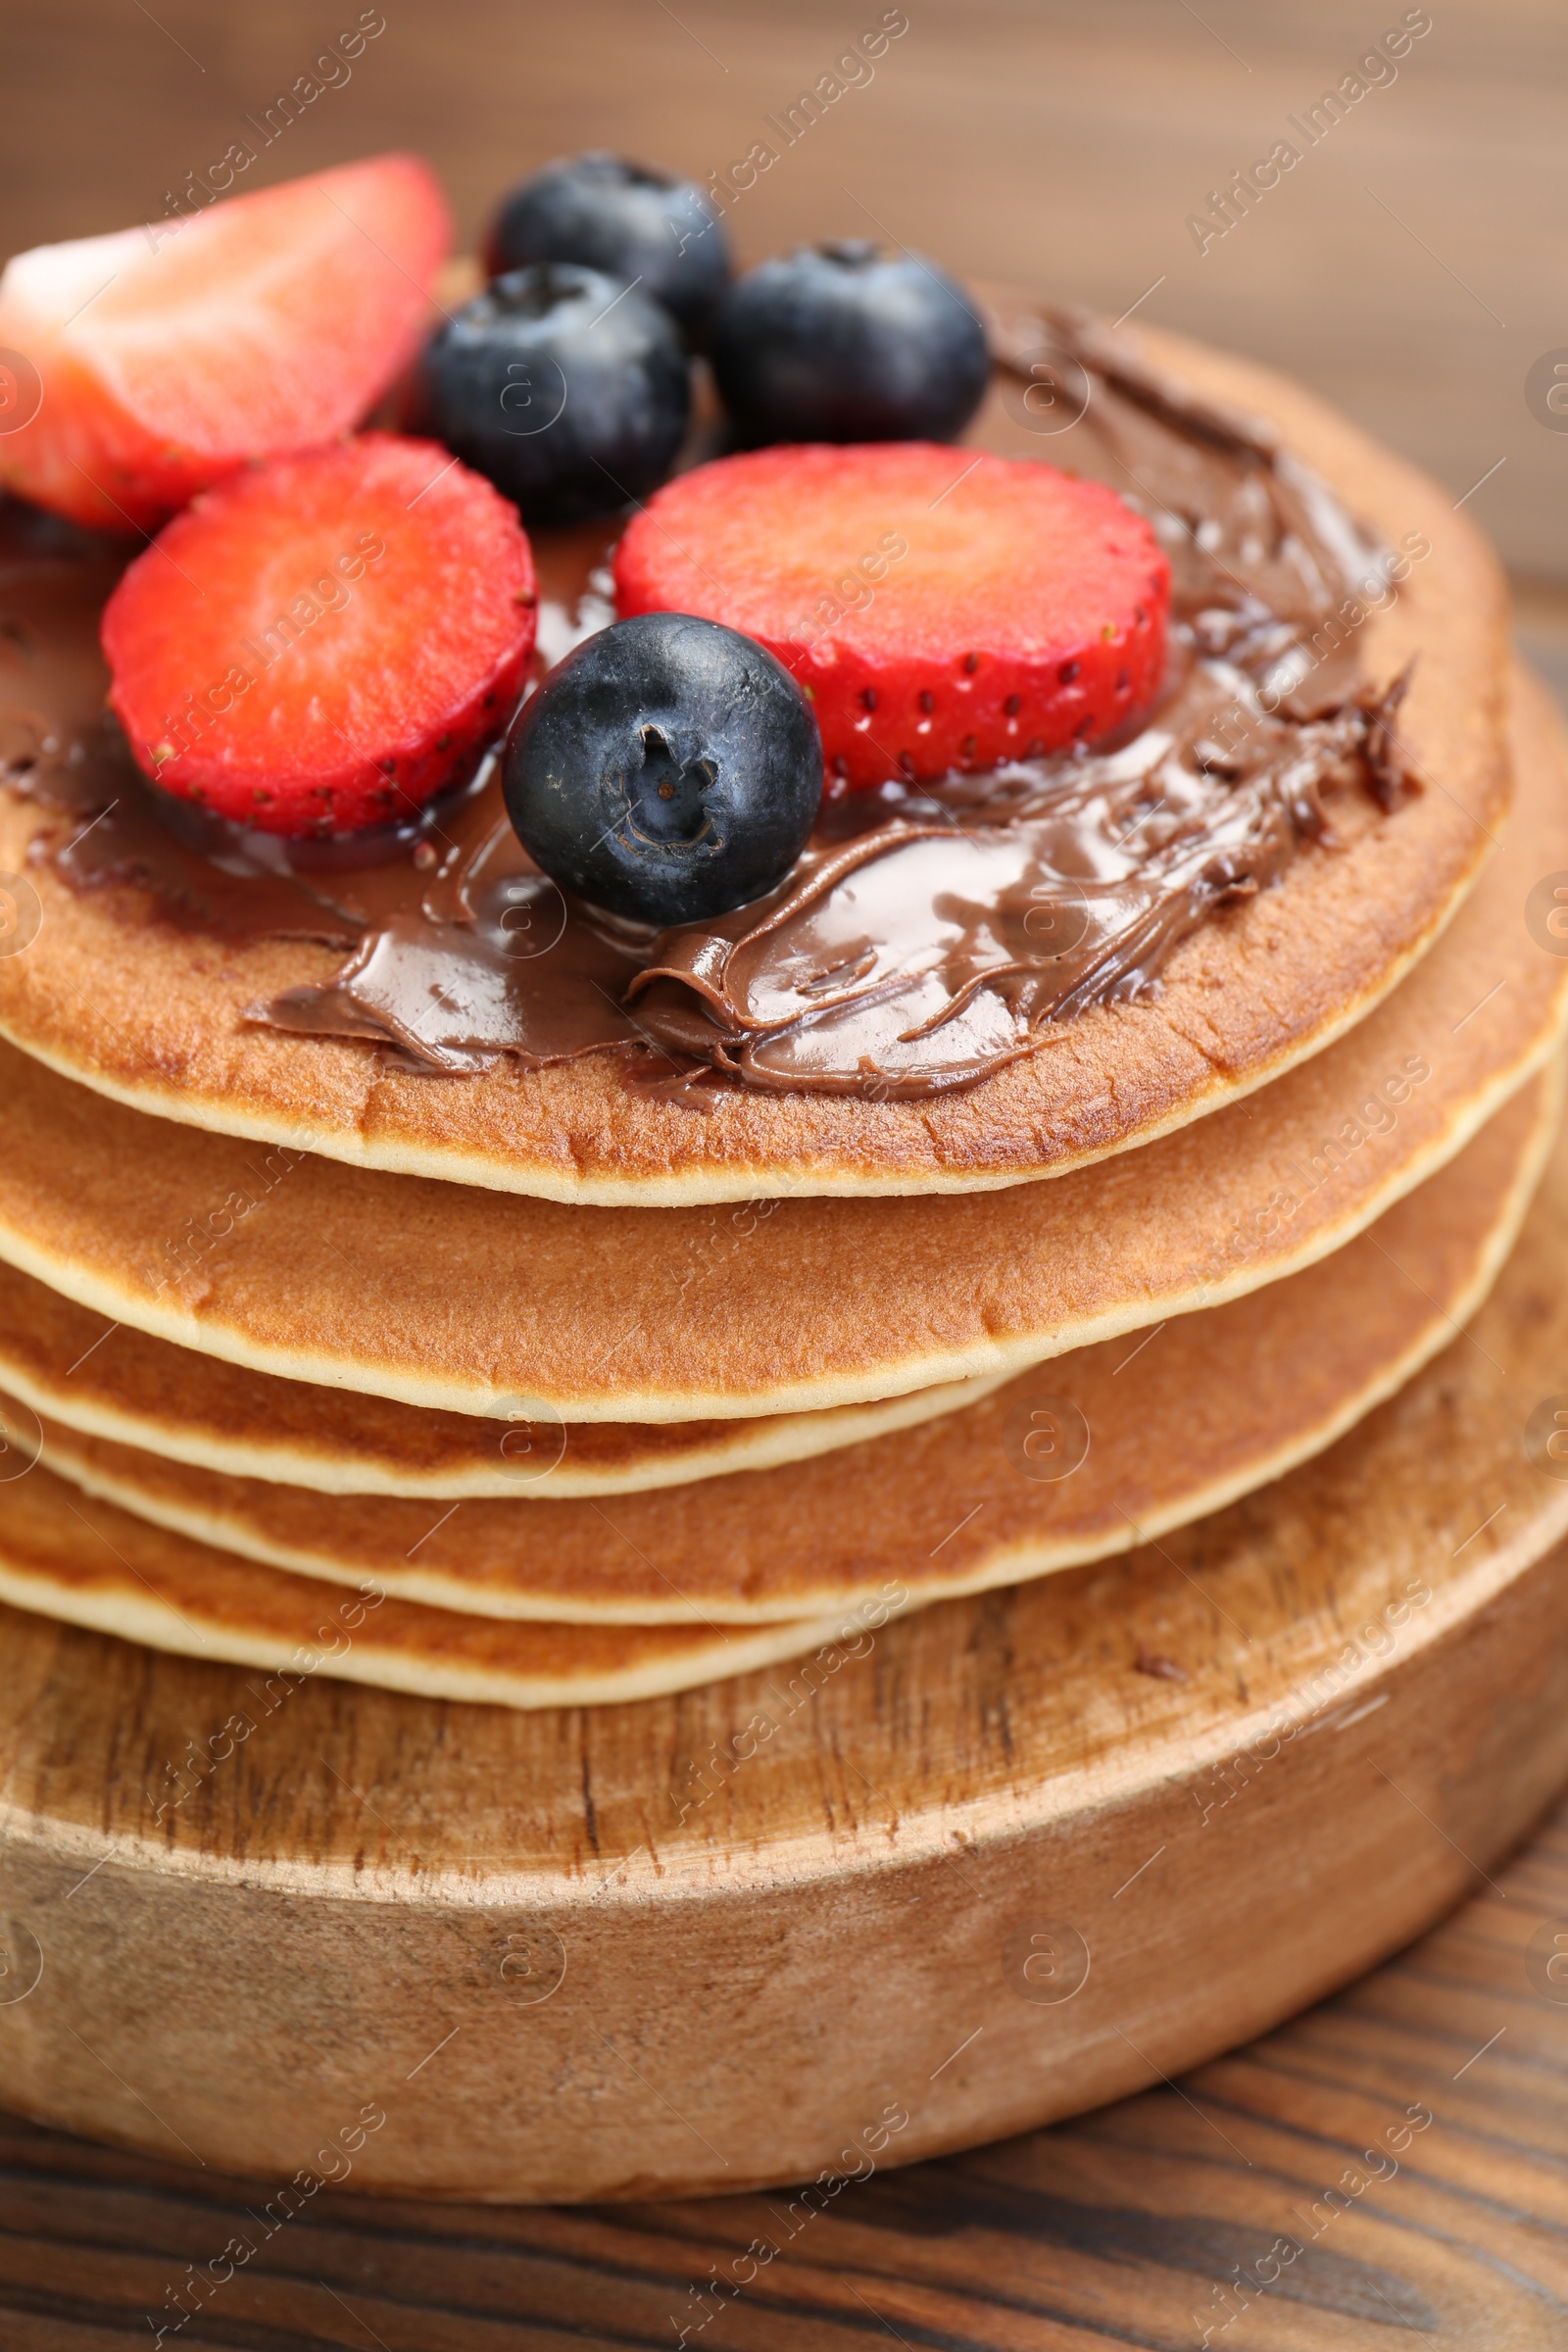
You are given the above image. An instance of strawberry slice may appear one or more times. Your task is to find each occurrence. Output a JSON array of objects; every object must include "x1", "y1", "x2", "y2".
[
  {"x1": 613, "y1": 444, "x2": 1170, "y2": 789},
  {"x1": 0, "y1": 155, "x2": 451, "y2": 531},
  {"x1": 102, "y1": 435, "x2": 536, "y2": 836}
]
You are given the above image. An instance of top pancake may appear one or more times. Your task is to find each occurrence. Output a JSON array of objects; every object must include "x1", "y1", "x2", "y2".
[
  {"x1": 0, "y1": 665, "x2": 1558, "y2": 1422},
  {"x1": 0, "y1": 315, "x2": 1510, "y2": 1203}
]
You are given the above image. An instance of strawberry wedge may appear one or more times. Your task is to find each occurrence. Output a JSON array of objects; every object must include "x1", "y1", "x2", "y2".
[{"x1": 0, "y1": 154, "x2": 451, "y2": 531}]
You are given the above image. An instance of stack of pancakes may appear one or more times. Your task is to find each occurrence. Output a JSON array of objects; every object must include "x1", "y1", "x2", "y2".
[{"x1": 0, "y1": 318, "x2": 1563, "y2": 1711}]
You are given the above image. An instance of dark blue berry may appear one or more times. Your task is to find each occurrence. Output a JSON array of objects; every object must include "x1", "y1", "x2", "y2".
[
  {"x1": 412, "y1": 265, "x2": 689, "y2": 526},
  {"x1": 484, "y1": 153, "x2": 732, "y2": 346},
  {"x1": 504, "y1": 614, "x2": 822, "y2": 927},
  {"x1": 711, "y1": 240, "x2": 991, "y2": 445}
]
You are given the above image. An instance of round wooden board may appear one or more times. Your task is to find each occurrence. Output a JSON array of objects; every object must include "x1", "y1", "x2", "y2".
[
  {"x1": 5, "y1": 1796, "x2": 1566, "y2": 2348},
  {"x1": 3, "y1": 1107, "x2": 1568, "y2": 2203}
]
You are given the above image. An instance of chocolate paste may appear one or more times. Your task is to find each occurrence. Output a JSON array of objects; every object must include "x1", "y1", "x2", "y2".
[{"x1": 0, "y1": 313, "x2": 1411, "y2": 1101}]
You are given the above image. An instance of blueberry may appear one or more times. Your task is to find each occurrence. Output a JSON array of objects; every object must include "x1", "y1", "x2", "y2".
[
  {"x1": 484, "y1": 153, "x2": 732, "y2": 347},
  {"x1": 504, "y1": 614, "x2": 822, "y2": 927},
  {"x1": 711, "y1": 240, "x2": 992, "y2": 446},
  {"x1": 412, "y1": 265, "x2": 690, "y2": 526}
]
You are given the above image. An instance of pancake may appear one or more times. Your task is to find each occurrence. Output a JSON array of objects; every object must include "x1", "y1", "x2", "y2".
[
  {"x1": 0, "y1": 1462, "x2": 849, "y2": 1706},
  {"x1": 24, "y1": 1070, "x2": 1553, "y2": 1623},
  {"x1": 5, "y1": 1066, "x2": 1568, "y2": 1708},
  {"x1": 0, "y1": 316, "x2": 1509, "y2": 1205},
  {"x1": 0, "y1": 666, "x2": 1561, "y2": 1425},
  {"x1": 0, "y1": 1280, "x2": 1004, "y2": 1496}
]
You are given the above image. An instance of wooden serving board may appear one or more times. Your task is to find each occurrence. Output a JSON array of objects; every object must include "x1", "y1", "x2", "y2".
[
  {"x1": 3, "y1": 1104, "x2": 1568, "y2": 2205},
  {"x1": 4, "y1": 1795, "x2": 1565, "y2": 2349}
]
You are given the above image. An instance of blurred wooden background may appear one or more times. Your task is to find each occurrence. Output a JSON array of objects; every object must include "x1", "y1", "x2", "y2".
[{"x1": 2, "y1": 0, "x2": 1564, "y2": 594}]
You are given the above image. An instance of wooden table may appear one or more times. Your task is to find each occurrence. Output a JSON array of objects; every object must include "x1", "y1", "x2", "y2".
[{"x1": 1, "y1": 1792, "x2": 1564, "y2": 2349}]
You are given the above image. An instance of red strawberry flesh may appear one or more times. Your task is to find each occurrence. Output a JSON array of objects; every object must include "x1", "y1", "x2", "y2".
[
  {"x1": 0, "y1": 154, "x2": 451, "y2": 531},
  {"x1": 102, "y1": 435, "x2": 536, "y2": 836},
  {"x1": 613, "y1": 443, "x2": 1170, "y2": 789}
]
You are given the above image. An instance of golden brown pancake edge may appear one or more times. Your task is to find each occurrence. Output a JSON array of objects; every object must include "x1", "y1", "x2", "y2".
[
  {"x1": 22, "y1": 1067, "x2": 1558, "y2": 1624},
  {"x1": 0, "y1": 1273, "x2": 1008, "y2": 1498},
  {"x1": 4, "y1": 1072, "x2": 1568, "y2": 1708}
]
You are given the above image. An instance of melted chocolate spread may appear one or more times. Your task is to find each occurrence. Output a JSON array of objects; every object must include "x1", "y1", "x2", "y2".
[{"x1": 0, "y1": 314, "x2": 1411, "y2": 1102}]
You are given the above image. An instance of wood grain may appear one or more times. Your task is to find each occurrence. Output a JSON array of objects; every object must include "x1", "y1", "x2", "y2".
[{"x1": 0, "y1": 1803, "x2": 1564, "y2": 2347}]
